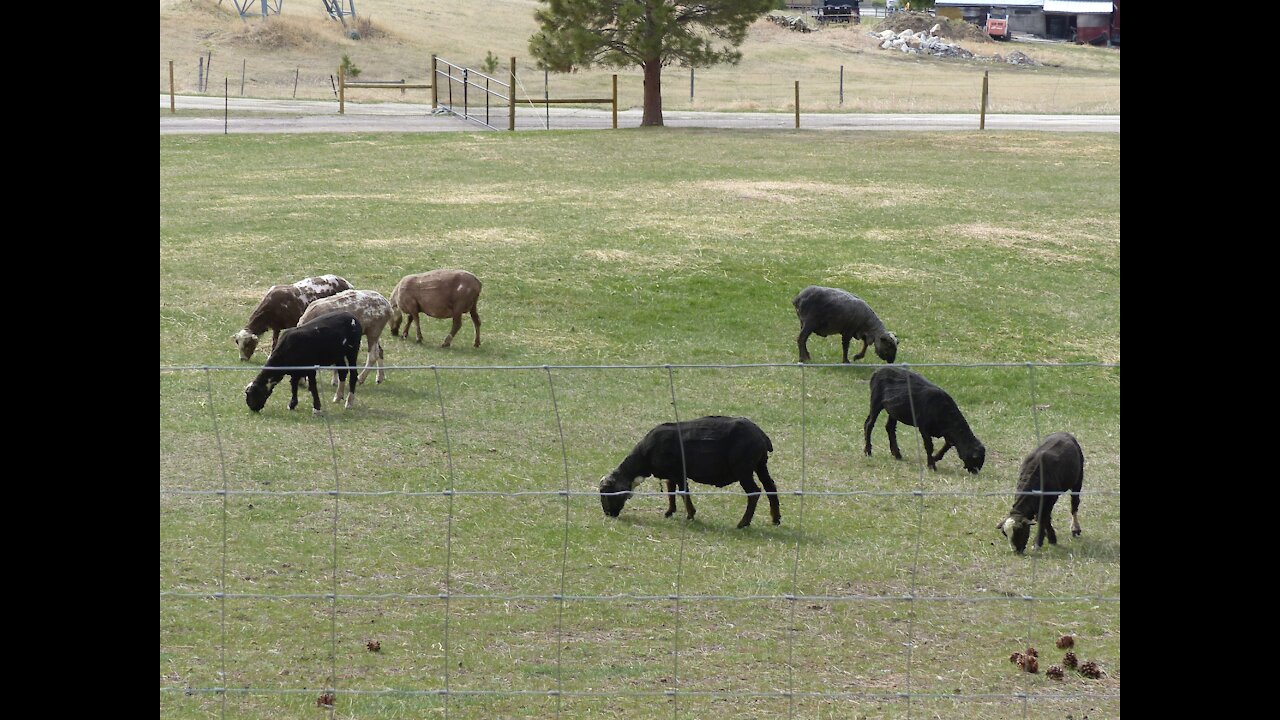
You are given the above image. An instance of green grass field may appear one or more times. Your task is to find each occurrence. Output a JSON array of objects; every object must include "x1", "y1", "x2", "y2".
[{"x1": 160, "y1": 128, "x2": 1120, "y2": 719}]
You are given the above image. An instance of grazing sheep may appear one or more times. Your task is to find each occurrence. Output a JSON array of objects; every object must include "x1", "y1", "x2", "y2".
[
  {"x1": 999, "y1": 432, "x2": 1084, "y2": 554},
  {"x1": 793, "y1": 285, "x2": 897, "y2": 364},
  {"x1": 232, "y1": 275, "x2": 353, "y2": 361},
  {"x1": 863, "y1": 367, "x2": 986, "y2": 474},
  {"x1": 388, "y1": 269, "x2": 482, "y2": 348},
  {"x1": 599, "y1": 416, "x2": 781, "y2": 529},
  {"x1": 244, "y1": 312, "x2": 362, "y2": 414},
  {"x1": 297, "y1": 289, "x2": 393, "y2": 385}
]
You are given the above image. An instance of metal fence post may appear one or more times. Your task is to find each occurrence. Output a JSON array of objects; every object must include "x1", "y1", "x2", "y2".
[{"x1": 509, "y1": 56, "x2": 517, "y2": 131}]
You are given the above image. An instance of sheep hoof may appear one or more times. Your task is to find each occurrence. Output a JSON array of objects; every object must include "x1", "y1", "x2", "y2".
[
  {"x1": 664, "y1": 510, "x2": 675, "y2": 518},
  {"x1": 772, "y1": 517, "x2": 782, "y2": 526},
  {"x1": 864, "y1": 447, "x2": 872, "y2": 457},
  {"x1": 312, "y1": 408, "x2": 323, "y2": 416},
  {"x1": 1072, "y1": 528, "x2": 1082, "y2": 537},
  {"x1": 736, "y1": 520, "x2": 751, "y2": 529}
]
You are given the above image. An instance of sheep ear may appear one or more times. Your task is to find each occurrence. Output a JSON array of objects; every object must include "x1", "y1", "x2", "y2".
[{"x1": 999, "y1": 517, "x2": 1013, "y2": 537}]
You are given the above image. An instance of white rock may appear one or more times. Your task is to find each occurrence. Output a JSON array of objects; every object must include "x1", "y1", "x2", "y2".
[
  {"x1": 898, "y1": 29, "x2": 914, "y2": 40},
  {"x1": 881, "y1": 40, "x2": 893, "y2": 49},
  {"x1": 930, "y1": 23, "x2": 942, "y2": 36},
  {"x1": 879, "y1": 29, "x2": 896, "y2": 40}
]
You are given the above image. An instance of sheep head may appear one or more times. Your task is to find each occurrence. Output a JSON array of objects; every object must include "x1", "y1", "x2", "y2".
[
  {"x1": 233, "y1": 330, "x2": 261, "y2": 361},
  {"x1": 599, "y1": 472, "x2": 643, "y2": 518},
  {"x1": 874, "y1": 332, "x2": 898, "y2": 364},
  {"x1": 962, "y1": 441, "x2": 986, "y2": 475},
  {"x1": 999, "y1": 515, "x2": 1033, "y2": 553},
  {"x1": 244, "y1": 377, "x2": 279, "y2": 412}
]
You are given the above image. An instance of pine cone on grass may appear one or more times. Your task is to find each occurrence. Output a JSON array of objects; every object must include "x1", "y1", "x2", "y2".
[
  {"x1": 1022, "y1": 655, "x2": 1039, "y2": 673},
  {"x1": 366, "y1": 640, "x2": 381, "y2": 652},
  {"x1": 1056, "y1": 634, "x2": 1075, "y2": 649},
  {"x1": 317, "y1": 692, "x2": 335, "y2": 708},
  {"x1": 1046, "y1": 665, "x2": 1065, "y2": 681},
  {"x1": 1079, "y1": 660, "x2": 1104, "y2": 679},
  {"x1": 1062, "y1": 651, "x2": 1079, "y2": 669},
  {"x1": 1010, "y1": 651, "x2": 1024, "y2": 666},
  {"x1": 1025, "y1": 646, "x2": 1038, "y2": 658}
]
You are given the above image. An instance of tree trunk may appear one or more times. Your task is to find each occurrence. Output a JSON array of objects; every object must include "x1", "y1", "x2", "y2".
[{"x1": 641, "y1": 60, "x2": 664, "y2": 127}]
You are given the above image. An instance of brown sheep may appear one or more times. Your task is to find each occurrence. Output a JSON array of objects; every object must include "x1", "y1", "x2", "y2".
[
  {"x1": 388, "y1": 270, "x2": 482, "y2": 348},
  {"x1": 232, "y1": 275, "x2": 353, "y2": 361},
  {"x1": 297, "y1": 289, "x2": 394, "y2": 385}
]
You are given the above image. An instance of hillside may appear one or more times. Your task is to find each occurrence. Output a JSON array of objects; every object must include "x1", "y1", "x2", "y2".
[{"x1": 159, "y1": 0, "x2": 1120, "y2": 114}]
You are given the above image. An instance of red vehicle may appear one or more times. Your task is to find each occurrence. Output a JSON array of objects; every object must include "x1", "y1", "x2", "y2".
[{"x1": 985, "y1": 14, "x2": 1010, "y2": 40}]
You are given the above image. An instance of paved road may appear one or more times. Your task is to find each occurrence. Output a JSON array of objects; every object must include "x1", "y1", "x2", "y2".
[{"x1": 160, "y1": 95, "x2": 1119, "y2": 134}]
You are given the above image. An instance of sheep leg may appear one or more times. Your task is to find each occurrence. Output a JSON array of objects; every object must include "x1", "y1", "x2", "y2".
[
  {"x1": 358, "y1": 337, "x2": 376, "y2": 384},
  {"x1": 442, "y1": 315, "x2": 462, "y2": 348},
  {"x1": 343, "y1": 350, "x2": 358, "y2": 408},
  {"x1": 797, "y1": 323, "x2": 815, "y2": 363},
  {"x1": 757, "y1": 461, "x2": 782, "y2": 526},
  {"x1": 470, "y1": 307, "x2": 482, "y2": 347},
  {"x1": 737, "y1": 476, "x2": 762, "y2": 529},
  {"x1": 1036, "y1": 508, "x2": 1057, "y2": 548},
  {"x1": 921, "y1": 434, "x2": 938, "y2": 471},
  {"x1": 851, "y1": 338, "x2": 869, "y2": 361},
  {"x1": 679, "y1": 479, "x2": 696, "y2": 521},
  {"x1": 1070, "y1": 476, "x2": 1080, "y2": 532},
  {"x1": 333, "y1": 369, "x2": 346, "y2": 404},
  {"x1": 841, "y1": 332, "x2": 854, "y2": 363},
  {"x1": 287, "y1": 375, "x2": 301, "y2": 411},
  {"x1": 886, "y1": 418, "x2": 903, "y2": 460},
  {"x1": 307, "y1": 371, "x2": 323, "y2": 414},
  {"x1": 414, "y1": 313, "x2": 425, "y2": 344},
  {"x1": 931, "y1": 440, "x2": 954, "y2": 465},
  {"x1": 864, "y1": 408, "x2": 881, "y2": 456},
  {"x1": 664, "y1": 479, "x2": 678, "y2": 518},
  {"x1": 270, "y1": 328, "x2": 281, "y2": 353}
]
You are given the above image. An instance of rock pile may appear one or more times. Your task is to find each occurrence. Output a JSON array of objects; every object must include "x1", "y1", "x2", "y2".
[
  {"x1": 767, "y1": 13, "x2": 813, "y2": 33},
  {"x1": 870, "y1": 28, "x2": 1040, "y2": 64}
]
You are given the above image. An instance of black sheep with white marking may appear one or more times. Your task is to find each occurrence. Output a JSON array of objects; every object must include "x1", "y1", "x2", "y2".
[
  {"x1": 793, "y1": 285, "x2": 898, "y2": 364},
  {"x1": 599, "y1": 416, "x2": 782, "y2": 529},
  {"x1": 863, "y1": 367, "x2": 985, "y2": 474},
  {"x1": 999, "y1": 432, "x2": 1084, "y2": 554},
  {"x1": 244, "y1": 312, "x2": 363, "y2": 414}
]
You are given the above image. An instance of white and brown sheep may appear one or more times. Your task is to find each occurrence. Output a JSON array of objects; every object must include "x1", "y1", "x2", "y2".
[
  {"x1": 388, "y1": 269, "x2": 482, "y2": 348},
  {"x1": 297, "y1": 289, "x2": 394, "y2": 385},
  {"x1": 232, "y1": 274, "x2": 353, "y2": 361}
]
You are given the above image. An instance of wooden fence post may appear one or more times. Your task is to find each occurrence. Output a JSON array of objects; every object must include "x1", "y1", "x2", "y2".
[
  {"x1": 612, "y1": 74, "x2": 618, "y2": 129},
  {"x1": 794, "y1": 80, "x2": 800, "y2": 129},
  {"x1": 169, "y1": 60, "x2": 175, "y2": 113},
  {"x1": 508, "y1": 56, "x2": 516, "y2": 131},
  {"x1": 431, "y1": 55, "x2": 438, "y2": 109},
  {"x1": 980, "y1": 71, "x2": 988, "y2": 130},
  {"x1": 339, "y1": 63, "x2": 345, "y2": 114}
]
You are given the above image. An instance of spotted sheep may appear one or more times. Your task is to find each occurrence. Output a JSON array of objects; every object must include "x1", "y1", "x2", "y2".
[
  {"x1": 244, "y1": 312, "x2": 362, "y2": 414},
  {"x1": 297, "y1": 289, "x2": 394, "y2": 385},
  {"x1": 999, "y1": 432, "x2": 1084, "y2": 554},
  {"x1": 388, "y1": 269, "x2": 482, "y2": 348},
  {"x1": 599, "y1": 416, "x2": 782, "y2": 529},
  {"x1": 792, "y1": 285, "x2": 898, "y2": 364},
  {"x1": 233, "y1": 275, "x2": 353, "y2": 361}
]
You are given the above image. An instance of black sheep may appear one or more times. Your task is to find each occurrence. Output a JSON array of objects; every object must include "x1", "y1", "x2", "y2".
[
  {"x1": 999, "y1": 432, "x2": 1084, "y2": 554},
  {"x1": 599, "y1": 416, "x2": 782, "y2": 528},
  {"x1": 244, "y1": 311, "x2": 363, "y2": 414},
  {"x1": 793, "y1": 285, "x2": 898, "y2": 364},
  {"x1": 863, "y1": 367, "x2": 985, "y2": 474}
]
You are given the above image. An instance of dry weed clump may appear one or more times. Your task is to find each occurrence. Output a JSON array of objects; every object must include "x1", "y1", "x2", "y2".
[
  {"x1": 878, "y1": 11, "x2": 992, "y2": 43},
  {"x1": 236, "y1": 17, "x2": 324, "y2": 49}
]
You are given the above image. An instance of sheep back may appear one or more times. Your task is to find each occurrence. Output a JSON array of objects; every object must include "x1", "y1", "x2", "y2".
[
  {"x1": 1010, "y1": 432, "x2": 1084, "y2": 520},
  {"x1": 793, "y1": 285, "x2": 888, "y2": 340},
  {"x1": 391, "y1": 269, "x2": 482, "y2": 319},
  {"x1": 622, "y1": 416, "x2": 773, "y2": 488},
  {"x1": 298, "y1": 289, "x2": 393, "y2": 341}
]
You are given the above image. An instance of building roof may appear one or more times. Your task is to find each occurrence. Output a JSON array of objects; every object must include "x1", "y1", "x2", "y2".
[
  {"x1": 935, "y1": 1, "x2": 1045, "y2": 7},
  {"x1": 1043, "y1": 1, "x2": 1113, "y2": 12}
]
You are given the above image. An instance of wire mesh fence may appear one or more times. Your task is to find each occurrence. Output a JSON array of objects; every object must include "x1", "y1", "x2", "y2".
[{"x1": 160, "y1": 362, "x2": 1119, "y2": 719}]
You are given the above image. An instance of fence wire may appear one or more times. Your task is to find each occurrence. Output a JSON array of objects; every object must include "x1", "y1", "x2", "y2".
[{"x1": 161, "y1": 362, "x2": 1119, "y2": 716}]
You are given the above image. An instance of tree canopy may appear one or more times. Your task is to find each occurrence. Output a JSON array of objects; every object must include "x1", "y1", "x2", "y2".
[{"x1": 529, "y1": 0, "x2": 775, "y2": 127}]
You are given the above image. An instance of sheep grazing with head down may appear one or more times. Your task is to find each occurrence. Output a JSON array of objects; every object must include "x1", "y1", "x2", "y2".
[
  {"x1": 388, "y1": 269, "x2": 482, "y2": 348},
  {"x1": 244, "y1": 312, "x2": 362, "y2": 414},
  {"x1": 297, "y1": 289, "x2": 394, "y2": 385},
  {"x1": 599, "y1": 416, "x2": 781, "y2": 529},
  {"x1": 233, "y1": 275, "x2": 353, "y2": 361},
  {"x1": 999, "y1": 432, "x2": 1084, "y2": 554},
  {"x1": 793, "y1": 285, "x2": 897, "y2": 364},
  {"x1": 864, "y1": 367, "x2": 986, "y2": 474}
]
